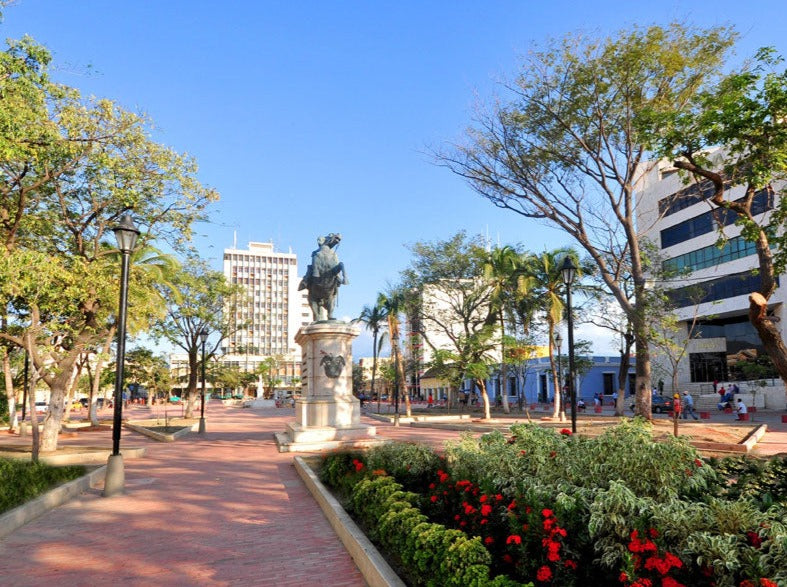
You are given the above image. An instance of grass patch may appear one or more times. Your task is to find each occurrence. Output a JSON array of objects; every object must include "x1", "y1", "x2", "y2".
[{"x1": 0, "y1": 458, "x2": 86, "y2": 514}]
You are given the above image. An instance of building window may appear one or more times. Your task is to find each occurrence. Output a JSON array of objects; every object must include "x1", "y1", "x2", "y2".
[
  {"x1": 659, "y1": 188, "x2": 772, "y2": 248},
  {"x1": 667, "y1": 270, "x2": 777, "y2": 308},
  {"x1": 662, "y1": 235, "x2": 760, "y2": 272}
]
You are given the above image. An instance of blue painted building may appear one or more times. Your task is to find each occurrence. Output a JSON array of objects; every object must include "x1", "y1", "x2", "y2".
[{"x1": 485, "y1": 356, "x2": 636, "y2": 405}]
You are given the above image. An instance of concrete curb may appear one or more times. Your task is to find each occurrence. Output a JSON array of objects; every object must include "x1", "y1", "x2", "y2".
[
  {"x1": 365, "y1": 413, "x2": 472, "y2": 424},
  {"x1": 294, "y1": 456, "x2": 405, "y2": 587},
  {"x1": 124, "y1": 419, "x2": 199, "y2": 442},
  {"x1": 0, "y1": 465, "x2": 106, "y2": 539}
]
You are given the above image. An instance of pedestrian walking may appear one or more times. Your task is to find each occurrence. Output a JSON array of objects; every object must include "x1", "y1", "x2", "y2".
[
  {"x1": 736, "y1": 398, "x2": 748, "y2": 420},
  {"x1": 681, "y1": 391, "x2": 698, "y2": 420}
]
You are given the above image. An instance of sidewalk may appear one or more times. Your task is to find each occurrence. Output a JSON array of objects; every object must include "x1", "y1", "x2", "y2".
[
  {"x1": 1, "y1": 403, "x2": 785, "y2": 586},
  {"x1": 0, "y1": 404, "x2": 368, "y2": 587}
]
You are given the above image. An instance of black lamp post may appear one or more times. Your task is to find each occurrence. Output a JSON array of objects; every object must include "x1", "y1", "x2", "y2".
[
  {"x1": 560, "y1": 255, "x2": 578, "y2": 434},
  {"x1": 555, "y1": 331, "x2": 564, "y2": 419},
  {"x1": 104, "y1": 213, "x2": 140, "y2": 497},
  {"x1": 199, "y1": 328, "x2": 208, "y2": 434}
]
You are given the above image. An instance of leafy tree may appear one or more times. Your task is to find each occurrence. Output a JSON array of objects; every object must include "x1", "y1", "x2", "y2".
[
  {"x1": 377, "y1": 289, "x2": 411, "y2": 420},
  {"x1": 255, "y1": 356, "x2": 282, "y2": 399},
  {"x1": 402, "y1": 232, "x2": 498, "y2": 419},
  {"x1": 358, "y1": 301, "x2": 388, "y2": 411},
  {"x1": 352, "y1": 362, "x2": 365, "y2": 395},
  {"x1": 153, "y1": 258, "x2": 242, "y2": 416},
  {"x1": 0, "y1": 36, "x2": 217, "y2": 451},
  {"x1": 521, "y1": 248, "x2": 581, "y2": 420},
  {"x1": 649, "y1": 47, "x2": 787, "y2": 399},
  {"x1": 440, "y1": 23, "x2": 736, "y2": 417},
  {"x1": 483, "y1": 245, "x2": 531, "y2": 413},
  {"x1": 124, "y1": 347, "x2": 170, "y2": 404}
]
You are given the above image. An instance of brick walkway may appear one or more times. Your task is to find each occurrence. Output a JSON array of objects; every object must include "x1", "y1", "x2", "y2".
[
  {"x1": 0, "y1": 405, "x2": 370, "y2": 587},
  {"x1": 1, "y1": 403, "x2": 785, "y2": 586}
]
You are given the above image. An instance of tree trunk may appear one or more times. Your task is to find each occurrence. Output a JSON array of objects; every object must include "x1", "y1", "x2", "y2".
[
  {"x1": 89, "y1": 329, "x2": 114, "y2": 426},
  {"x1": 185, "y1": 349, "x2": 199, "y2": 418},
  {"x1": 499, "y1": 311, "x2": 510, "y2": 414},
  {"x1": 3, "y1": 349, "x2": 18, "y2": 431},
  {"x1": 477, "y1": 378, "x2": 491, "y2": 420},
  {"x1": 40, "y1": 361, "x2": 75, "y2": 452},
  {"x1": 750, "y1": 292, "x2": 787, "y2": 399},
  {"x1": 632, "y1": 314, "x2": 653, "y2": 420},
  {"x1": 615, "y1": 346, "x2": 631, "y2": 417},
  {"x1": 27, "y1": 367, "x2": 40, "y2": 462},
  {"x1": 392, "y1": 339, "x2": 411, "y2": 417}
]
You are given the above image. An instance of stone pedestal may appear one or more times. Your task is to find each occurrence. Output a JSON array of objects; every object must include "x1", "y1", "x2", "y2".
[{"x1": 275, "y1": 321, "x2": 382, "y2": 452}]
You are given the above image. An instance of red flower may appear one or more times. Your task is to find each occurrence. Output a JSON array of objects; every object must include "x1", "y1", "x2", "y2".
[
  {"x1": 549, "y1": 451, "x2": 557, "y2": 458},
  {"x1": 484, "y1": 536, "x2": 495, "y2": 545},
  {"x1": 430, "y1": 495, "x2": 438, "y2": 503},
  {"x1": 506, "y1": 534, "x2": 522, "y2": 545},
  {"x1": 480, "y1": 519, "x2": 488, "y2": 525},
  {"x1": 747, "y1": 531, "x2": 763, "y2": 549},
  {"x1": 564, "y1": 559, "x2": 577, "y2": 570},
  {"x1": 618, "y1": 571, "x2": 629, "y2": 583},
  {"x1": 507, "y1": 500, "x2": 517, "y2": 511},
  {"x1": 495, "y1": 494, "x2": 504, "y2": 501},
  {"x1": 661, "y1": 578, "x2": 686, "y2": 587},
  {"x1": 740, "y1": 581, "x2": 756, "y2": 587},
  {"x1": 481, "y1": 504, "x2": 492, "y2": 517},
  {"x1": 536, "y1": 565, "x2": 552, "y2": 582},
  {"x1": 560, "y1": 428, "x2": 572, "y2": 436},
  {"x1": 694, "y1": 458, "x2": 703, "y2": 467},
  {"x1": 542, "y1": 508, "x2": 554, "y2": 518},
  {"x1": 479, "y1": 494, "x2": 488, "y2": 503},
  {"x1": 526, "y1": 506, "x2": 532, "y2": 514},
  {"x1": 648, "y1": 528, "x2": 659, "y2": 539},
  {"x1": 429, "y1": 482, "x2": 436, "y2": 489},
  {"x1": 502, "y1": 554, "x2": 513, "y2": 564},
  {"x1": 759, "y1": 580, "x2": 778, "y2": 587},
  {"x1": 522, "y1": 523, "x2": 529, "y2": 532}
]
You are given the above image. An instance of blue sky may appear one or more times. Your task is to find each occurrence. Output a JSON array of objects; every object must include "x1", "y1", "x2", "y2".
[{"x1": 4, "y1": 1, "x2": 787, "y2": 357}]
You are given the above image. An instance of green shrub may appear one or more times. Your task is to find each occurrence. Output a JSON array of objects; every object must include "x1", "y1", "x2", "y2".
[
  {"x1": 0, "y1": 458, "x2": 86, "y2": 513},
  {"x1": 365, "y1": 441, "x2": 442, "y2": 492}
]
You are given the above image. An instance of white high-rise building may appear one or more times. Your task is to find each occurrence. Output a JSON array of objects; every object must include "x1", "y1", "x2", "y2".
[
  {"x1": 637, "y1": 159, "x2": 784, "y2": 392},
  {"x1": 221, "y1": 241, "x2": 312, "y2": 391}
]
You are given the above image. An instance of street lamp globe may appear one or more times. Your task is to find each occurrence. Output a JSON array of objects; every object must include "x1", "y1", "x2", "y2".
[
  {"x1": 200, "y1": 328, "x2": 209, "y2": 345},
  {"x1": 560, "y1": 256, "x2": 577, "y2": 286},
  {"x1": 112, "y1": 214, "x2": 140, "y2": 253}
]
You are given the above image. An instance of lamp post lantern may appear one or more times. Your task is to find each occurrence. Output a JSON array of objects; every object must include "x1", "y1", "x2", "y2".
[
  {"x1": 555, "y1": 332, "x2": 564, "y2": 419},
  {"x1": 560, "y1": 255, "x2": 578, "y2": 434},
  {"x1": 199, "y1": 328, "x2": 208, "y2": 434},
  {"x1": 104, "y1": 213, "x2": 140, "y2": 497}
]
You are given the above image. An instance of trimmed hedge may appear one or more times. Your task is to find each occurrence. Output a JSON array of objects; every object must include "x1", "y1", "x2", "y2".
[{"x1": 320, "y1": 459, "x2": 528, "y2": 587}]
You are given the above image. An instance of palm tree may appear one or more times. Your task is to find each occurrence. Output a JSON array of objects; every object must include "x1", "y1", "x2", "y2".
[
  {"x1": 358, "y1": 301, "x2": 388, "y2": 412},
  {"x1": 484, "y1": 246, "x2": 532, "y2": 414},
  {"x1": 377, "y1": 289, "x2": 411, "y2": 422},
  {"x1": 522, "y1": 248, "x2": 579, "y2": 421}
]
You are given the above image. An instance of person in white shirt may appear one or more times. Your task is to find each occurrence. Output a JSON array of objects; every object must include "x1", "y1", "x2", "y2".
[{"x1": 736, "y1": 398, "x2": 748, "y2": 420}]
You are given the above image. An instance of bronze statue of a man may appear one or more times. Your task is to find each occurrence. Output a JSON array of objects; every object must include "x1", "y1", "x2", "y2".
[{"x1": 299, "y1": 233, "x2": 348, "y2": 321}]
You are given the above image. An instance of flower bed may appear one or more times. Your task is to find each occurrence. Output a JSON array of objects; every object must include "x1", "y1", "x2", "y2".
[{"x1": 319, "y1": 419, "x2": 787, "y2": 587}]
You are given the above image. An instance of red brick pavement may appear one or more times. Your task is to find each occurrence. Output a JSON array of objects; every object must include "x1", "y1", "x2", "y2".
[{"x1": 0, "y1": 404, "x2": 374, "y2": 587}]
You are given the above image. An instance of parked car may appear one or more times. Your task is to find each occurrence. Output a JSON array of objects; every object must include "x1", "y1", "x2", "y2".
[
  {"x1": 79, "y1": 397, "x2": 109, "y2": 409},
  {"x1": 630, "y1": 395, "x2": 674, "y2": 414}
]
